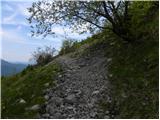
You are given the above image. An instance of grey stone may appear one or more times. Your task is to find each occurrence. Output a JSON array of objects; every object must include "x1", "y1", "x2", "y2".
[
  {"x1": 42, "y1": 113, "x2": 50, "y2": 118},
  {"x1": 66, "y1": 88, "x2": 71, "y2": 92},
  {"x1": 107, "y1": 58, "x2": 112, "y2": 62},
  {"x1": 73, "y1": 90, "x2": 82, "y2": 95},
  {"x1": 44, "y1": 95, "x2": 49, "y2": 100},
  {"x1": 92, "y1": 90, "x2": 100, "y2": 96},
  {"x1": 90, "y1": 112, "x2": 97, "y2": 117},
  {"x1": 49, "y1": 97, "x2": 63, "y2": 106},
  {"x1": 58, "y1": 75, "x2": 63, "y2": 78},
  {"x1": 108, "y1": 74, "x2": 113, "y2": 77},
  {"x1": 104, "y1": 115, "x2": 110, "y2": 119},
  {"x1": 66, "y1": 106, "x2": 74, "y2": 110},
  {"x1": 46, "y1": 105, "x2": 56, "y2": 114},
  {"x1": 64, "y1": 94, "x2": 77, "y2": 104},
  {"x1": 54, "y1": 112, "x2": 62, "y2": 118},
  {"x1": 88, "y1": 103, "x2": 94, "y2": 108},
  {"x1": 79, "y1": 64, "x2": 85, "y2": 67},
  {"x1": 29, "y1": 104, "x2": 40, "y2": 111},
  {"x1": 44, "y1": 82, "x2": 50, "y2": 87},
  {"x1": 105, "y1": 110, "x2": 109, "y2": 114},
  {"x1": 19, "y1": 98, "x2": 26, "y2": 104},
  {"x1": 49, "y1": 116, "x2": 54, "y2": 119},
  {"x1": 65, "y1": 73, "x2": 71, "y2": 77},
  {"x1": 44, "y1": 88, "x2": 50, "y2": 93}
]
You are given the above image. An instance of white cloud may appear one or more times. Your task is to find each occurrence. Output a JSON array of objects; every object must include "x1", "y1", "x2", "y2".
[{"x1": 1, "y1": 2, "x2": 31, "y2": 26}]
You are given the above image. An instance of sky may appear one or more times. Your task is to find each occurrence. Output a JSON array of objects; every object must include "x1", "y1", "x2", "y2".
[{"x1": 0, "y1": 0, "x2": 90, "y2": 63}]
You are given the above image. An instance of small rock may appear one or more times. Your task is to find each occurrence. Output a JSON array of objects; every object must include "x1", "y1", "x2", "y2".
[
  {"x1": 65, "y1": 73, "x2": 71, "y2": 77},
  {"x1": 88, "y1": 103, "x2": 94, "y2": 108},
  {"x1": 42, "y1": 113, "x2": 50, "y2": 118},
  {"x1": 44, "y1": 82, "x2": 50, "y2": 87},
  {"x1": 66, "y1": 69, "x2": 71, "y2": 72},
  {"x1": 66, "y1": 88, "x2": 71, "y2": 92},
  {"x1": 43, "y1": 88, "x2": 50, "y2": 93},
  {"x1": 29, "y1": 104, "x2": 40, "y2": 111},
  {"x1": 58, "y1": 75, "x2": 62, "y2": 78},
  {"x1": 107, "y1": 58, "x2": 112, "y2": 62},
  {"x1": 64, "y1": 94, "x2": 77, "y2": 104},
  {"x1": 31, "y1": 94, "x2": 35, "y2": 98},
  {"x1": 105, "y1": 110, "x2": 109, "y2": 114},
  {"x1": 54, "y1": 112, "x2": 61, "y2": 118},
  {"x1": 44, "y1": 95, "x2": 49, "y2": 100},
  {"x1": 142, "y1": 102, "x2": 146, "y2": 106},
  {"x1": 46, "y1": 105, "x2": 56, "y2": 114},
  {"x1": 104, "y1": 115, "x2": 110, "y2": 119},
  {"x1": 49, "y1": 97, "x2": 63, "y2": 106},
  {"x1": 49, "y1": 116, "x2": 54, "y2": 119},
  {"x1": 90, "y1": 112, "x2": 97, "y2": 117},
  {"x1": 111, "y1": 115, "x2": 114, "y2": 118},
  {"x1": 19, "y1": 98, "x2": 26, "y2": 104},
  {"x1": 108, "y1": 74, "x2": 113, "y2": 77},
  {"x1": 79, "y1": 64, "x2": 85, "y2": 67},
  {"x1": 66, "y1": 106, "x2": 74, "y2": 110},
  {"x1": 73, "y1": 89, "x2": 81, "y2": 94},
  {"x1": 121, "y1": 93, "x2": 127, "y2": 98},
  {"x1": 92, "y1": 90, "x2": 100, "y2": 96}
]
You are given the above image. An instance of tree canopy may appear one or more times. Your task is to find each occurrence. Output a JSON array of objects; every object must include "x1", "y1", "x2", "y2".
[
  {"x1": 27, "y1": 1, "x2": 158, "y2": 42},
  {"x1": 28, "y1": 1, "x2": 131, "y2": 40}
]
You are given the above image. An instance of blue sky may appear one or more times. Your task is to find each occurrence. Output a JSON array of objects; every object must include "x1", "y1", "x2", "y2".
[{"x1": 0, "y1": 0, "x2": 90, "y2": 63}]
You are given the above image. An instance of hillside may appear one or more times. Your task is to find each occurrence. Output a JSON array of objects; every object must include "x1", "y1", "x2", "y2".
[
  {"x1": 1, "y1": 59, "x2": 27, "y2": 76},
  {"x1": 1, "y1": 1, "x2": 159, "y2": 119}
]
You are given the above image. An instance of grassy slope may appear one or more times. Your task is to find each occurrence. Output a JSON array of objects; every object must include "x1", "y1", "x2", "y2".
[
  {"x1": 106, "y1": 3, "x2": 159, "y2": 118},
  {"x1": 1, "y1": 62, "x2": 62, "y2": 118}
]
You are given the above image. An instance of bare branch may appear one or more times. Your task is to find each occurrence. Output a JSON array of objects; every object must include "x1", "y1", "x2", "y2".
[{"x1": 102, "y1": 1, "x2": 115, "y2": 25}]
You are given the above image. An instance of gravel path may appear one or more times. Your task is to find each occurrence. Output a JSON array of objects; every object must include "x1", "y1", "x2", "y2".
[{"x1": 38, "y1": 50, "x2": 111, "y2": 118}]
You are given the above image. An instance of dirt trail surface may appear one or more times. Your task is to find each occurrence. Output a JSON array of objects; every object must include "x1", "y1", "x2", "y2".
[{"x1": 38, "y1": 50, "x2": 111, "y2": 118}]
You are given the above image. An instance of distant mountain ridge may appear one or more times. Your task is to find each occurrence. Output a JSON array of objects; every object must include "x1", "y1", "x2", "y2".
[{"x1": 1, "y1": 59, "x2": 27, "y2": 76}]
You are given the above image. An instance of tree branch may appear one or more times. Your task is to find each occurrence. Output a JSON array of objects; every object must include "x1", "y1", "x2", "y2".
[
  {"x1": 74, "y1": 13, "x2": 111, "y2": 30},
  {"x1": 124, "y1": 1, "x2": 129, "y2": 21},
  {"x1": 102, "y1": 1, "x2": 115, "y2": 25}
]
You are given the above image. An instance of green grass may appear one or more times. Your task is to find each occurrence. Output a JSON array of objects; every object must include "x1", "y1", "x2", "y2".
[
  {"x1": 1, "y1": 62, "x2": 62, "y2": 118},
  {"x1": 105, "y1": 38, "x2": 159, "y2": 118}
]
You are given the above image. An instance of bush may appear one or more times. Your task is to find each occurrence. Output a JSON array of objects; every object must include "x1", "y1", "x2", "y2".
[
  {"x1": 59, "y1": 39, "x2": 79, "y2": 55},
  {"x1": 32, "y1": 46, "x2": 56, "y2": 66}
]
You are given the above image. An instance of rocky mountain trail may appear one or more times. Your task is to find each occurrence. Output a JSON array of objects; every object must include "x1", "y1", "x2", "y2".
[{"x1": 38, "y1": 50, "x2": 112, "y2": 119}]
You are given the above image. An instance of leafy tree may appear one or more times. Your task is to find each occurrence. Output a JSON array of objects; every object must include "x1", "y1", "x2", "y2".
[{"x1": 28, "y1": 1, "x2": 133, "y2": 42}]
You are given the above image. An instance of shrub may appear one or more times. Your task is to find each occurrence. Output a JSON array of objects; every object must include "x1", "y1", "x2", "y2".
[
  {"x1": 59, "y1": 39, "x2": 79, "y2": 55},
  {"x1": 32, "y1": 46, "x2": 56, "y2": 66}
]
